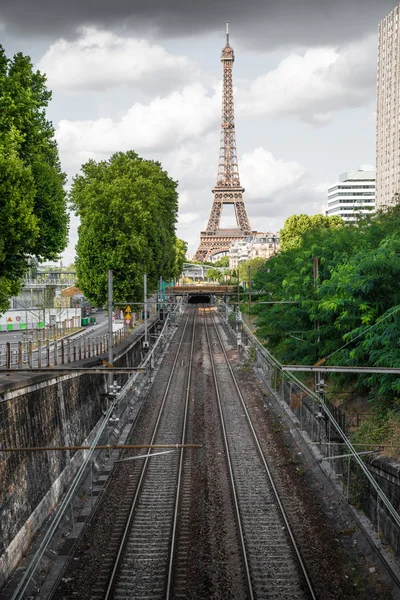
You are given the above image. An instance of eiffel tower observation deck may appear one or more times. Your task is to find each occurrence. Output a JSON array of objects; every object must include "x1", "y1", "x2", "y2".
[{"x1": 195, "y1": 24, "x2": 254, "y2": 262}]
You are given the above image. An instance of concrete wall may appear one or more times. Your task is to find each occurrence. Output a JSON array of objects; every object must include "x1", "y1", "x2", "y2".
[
  {"x1": 0, "y1": 321, "x2": 157, "y2": 587},
  {"x1": 278, "y1": 375, "x2": 400, "y2": 558},
  {"x1": 358, "y1": 456, "x2": 400, "y2": 555}
]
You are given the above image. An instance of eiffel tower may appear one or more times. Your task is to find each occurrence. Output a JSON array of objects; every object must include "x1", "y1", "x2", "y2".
[{"x1": 195, "y1": 24, "x2": 253, "y2": 262}]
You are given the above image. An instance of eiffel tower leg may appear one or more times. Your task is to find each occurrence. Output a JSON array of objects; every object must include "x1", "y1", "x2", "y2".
[
  {"x1": 194, "y1": 247, "x2": 209, "y2": 261},
  {"x1": 206, "y1": 202, "x2": 222, "y2": 231},
  {"x1": 234, "y1": 201, "x2": 251, "y2": 233}
]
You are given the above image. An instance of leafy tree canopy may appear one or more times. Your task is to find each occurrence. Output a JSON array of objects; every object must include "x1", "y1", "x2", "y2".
[
  {"x1": 213, "y1": 256, "x2": 229, "y2": 267},
  {"x1": 0, "y1": 47, "x2": 68, "y2": 313},
  {"x1": 252, "y1": 207, "x2": 400, "y2": 408},
  {"x1": 206, "y1": 268, "x2": 223, "y2": 282},
  {"x1": 280, "y1": 213, "x2": 343, "y2": 251},
  {"x1": 71, "y1": 151, "x2": 180, "y2": 305},
  {"x1": 238, "y1": 257, "x2": 266, "y2": 283},
  {"x1": 174, "y1": 238, "x2": 187, "y2": 279}
]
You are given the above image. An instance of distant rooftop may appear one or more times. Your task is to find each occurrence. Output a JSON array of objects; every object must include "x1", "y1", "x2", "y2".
[{"x1": 339, "y1": 165, "x2": 376, "y2": 182}]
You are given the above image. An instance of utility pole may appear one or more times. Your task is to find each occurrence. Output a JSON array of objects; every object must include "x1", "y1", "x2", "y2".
[
  {"x1": 144, "y1": 273, "x2": 149, "y2": 350},
  {"x1": 107, "y1": 270, "x2": 113, "y2": 388},
  {"x1": 248, "y1": 265, "x2": 251, "y2": 313},
  {"x1": 313, "y1": 257, "x2": 322, "y2": 395}
]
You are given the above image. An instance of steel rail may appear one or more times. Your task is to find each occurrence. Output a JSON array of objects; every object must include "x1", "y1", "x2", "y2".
[
  {"x1": 10, "y1": 316, "x2": 173, "y2": 600},
  {"x1": 104, "y1": 309, "x2": 195, "y2": 600},
  {"x1": 166, "y1": 307, "x2": 197, "y2": 598},
  {"x1": 236, "y1": 315, "x2": 400, "y2": 532},
  {"x1": 203, "y1": 308, "x2": 254, "y2": 600},
  {"x1": 208, "y1": 310, "x2": 317, "y2": 600}
]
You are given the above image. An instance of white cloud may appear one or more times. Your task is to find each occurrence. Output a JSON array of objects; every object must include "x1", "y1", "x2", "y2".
[
  {"x1": 238, "y1": 35, "x2": 377, "y2": 123},
  {"x1": 50, "y1": 34, "x2": 374, "y2": 261},
  {"x1": 54, "y1": 34, "x2": 377, "y2": 183},
  {"x1": 239, "y1": 148, "x2": 305, "y2": 202},
  {"x1": 56, "y1": 83, "x2": 220, "y2": 177},
  {"x1": 38, "y1": 27, "x2": 201, "y2": 93}
]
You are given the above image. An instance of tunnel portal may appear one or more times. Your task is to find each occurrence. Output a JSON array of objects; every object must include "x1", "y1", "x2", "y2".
[{"x1": 188, "y1": 294, "x2": 211, "y2": 304}]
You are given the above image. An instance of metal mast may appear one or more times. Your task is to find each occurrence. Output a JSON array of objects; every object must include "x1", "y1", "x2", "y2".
[{"x1": 195, "y1": 24, "x2": 252, "y2": 261}]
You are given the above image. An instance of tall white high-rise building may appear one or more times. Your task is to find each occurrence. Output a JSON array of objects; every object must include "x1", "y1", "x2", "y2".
[
  {"x1": 326, "y1": 166, "x2": 376, "y2": 222},
  {"x1": 376, "y1": 4, "x2": 400, "y2": 209}
]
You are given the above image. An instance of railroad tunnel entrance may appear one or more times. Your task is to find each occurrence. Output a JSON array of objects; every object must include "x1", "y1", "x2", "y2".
[{"x1": 188, "y1": 294, "x2": 211, "y2": 304}]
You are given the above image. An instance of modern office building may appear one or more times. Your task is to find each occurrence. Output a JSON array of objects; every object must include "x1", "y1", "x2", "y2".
[
  {"x1": 326, "y1": 166, "x2": 376, "y2": 222},
  {"x1": 376, "y1": 4, "x2": 400, "y2": 209}
]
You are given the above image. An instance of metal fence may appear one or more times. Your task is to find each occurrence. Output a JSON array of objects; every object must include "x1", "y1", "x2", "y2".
[
  {"x1": 6, "y1": 301, "x2": 184, "y2": 599},
  {"x1": 218, "y1": 301, "x2": 400, "y2": 562},
  {"x1": 0, "y1": 323, "x2": 149, "y2": 369}
]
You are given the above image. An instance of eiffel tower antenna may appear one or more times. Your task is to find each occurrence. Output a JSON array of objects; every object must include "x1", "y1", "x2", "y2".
[{"x1": 195, "y1": 25, "x2": 253, "y2": 262}]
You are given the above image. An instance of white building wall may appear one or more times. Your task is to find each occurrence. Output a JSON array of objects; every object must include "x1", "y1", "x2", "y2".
[
  {"x1": 228, "y1": 233, "x2": 280, "y2": 269},
  {"x1": 326, "y1": 166, "x2": 376, "y2": 222},
  {"x1": 376, "y1": 4, "x2": 400, "y2": 209}
]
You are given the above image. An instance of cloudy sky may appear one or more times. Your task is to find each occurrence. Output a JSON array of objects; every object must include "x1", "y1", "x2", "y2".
[{"x1": 1, "y1": 0, "x2": 396, "y2": 262}]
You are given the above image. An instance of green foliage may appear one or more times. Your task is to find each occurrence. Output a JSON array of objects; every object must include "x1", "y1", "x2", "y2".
[
  {"x1": 352, "y1": 409, "x2": 400, "y2": 446},
  {"x1": 253, "y1": 207, "x2": 400, "y2": 408},
  {"x1": 280, "y1": 213, "x2": 343, "y2": 251},
  {"x1": 238, "y1": 257, "x2": 265, "y2": 282},
  {"x1": 206, "y1": 268, "x2": 224, "y2": 282},
  {"x1": 0, "y1": 47, "x2": 68, "y2": 313},
  {"x1": 71, "y1": 151, "x2": 179, "y2": 305},
  {"x1": 213, "y1": 256, "x2": 229, "y2": 267},
  {"x1": 174, "y1": 238, "x2": 187, "y2": 279}
]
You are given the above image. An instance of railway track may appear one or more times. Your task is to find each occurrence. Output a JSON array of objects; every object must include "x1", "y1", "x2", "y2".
[
  {"x1": 204, "y1": 307, "x2": 317, "y2": 600},
  {"x1": 99, "y1": 306, "x2": 197, "y2": 600},
  {"x1": 49, "y1": 304, "x2": 380, "y2": 600}
]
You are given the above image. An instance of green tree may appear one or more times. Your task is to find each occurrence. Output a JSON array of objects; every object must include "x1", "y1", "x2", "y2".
[
  {"x1": 213, "y1": 256, "x2": 229, "y2": 267},
  {"x1": 0, "y1": 47, "x2": 68, "y2": 313},
  {"x1": 253, "y1": 207, "x2": 400, "y2": 407},
  {"x1": 174, "y1": 238, "x2": 187, "y2": 279},
  {"x1": 71, "y1": 151, "x2": 179, "y2": 305},
  {"x1": 205, "y1": 268, "x2": 220, "y2": 282},
  {"x1": 280, "y1": 213, "x2": 343, "y2": 251},
  {"x1": 238, "y1": 257, "x2": 265, "y2": 283}
]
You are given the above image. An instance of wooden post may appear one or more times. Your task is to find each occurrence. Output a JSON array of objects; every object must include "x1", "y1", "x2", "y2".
[
  {"x1": 38, "y1": 341, "x2": 42, "y2": 368},
  {"x1": 46, "y1": 340, "x2": 50, "y2": 366},
  {"x1": 28, "y1": 341, "x2": 33, "y2": 367},
  {"x1": 61, "y1": 339, "x2": 65, "y2": 364},
  {"x1": 53, "y1": 340, "x2": 58, "y2": 366}
]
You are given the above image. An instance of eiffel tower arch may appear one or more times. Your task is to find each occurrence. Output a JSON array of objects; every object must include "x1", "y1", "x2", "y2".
[{"x1": 195, "y1": 24, "x2": 254, "y2": 262}]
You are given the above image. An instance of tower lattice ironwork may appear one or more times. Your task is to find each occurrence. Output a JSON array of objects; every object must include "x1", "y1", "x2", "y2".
[{"x1": 195, "y1": 24, "x2": 253, "y2": 261}]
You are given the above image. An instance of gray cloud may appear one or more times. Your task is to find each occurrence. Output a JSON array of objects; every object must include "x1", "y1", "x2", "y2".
[{"x1": 0, "y1": 0, "x2": 395, "y2": 48}]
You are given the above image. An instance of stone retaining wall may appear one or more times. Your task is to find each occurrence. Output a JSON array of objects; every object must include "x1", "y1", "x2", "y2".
[{"x1": 0, "y1": 321, "x2": 158, "y2": 587}]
